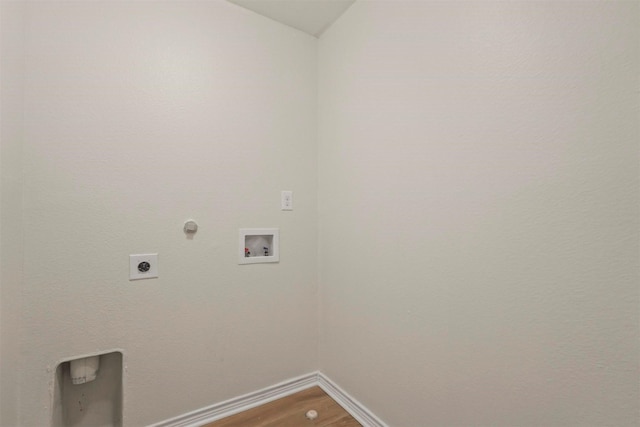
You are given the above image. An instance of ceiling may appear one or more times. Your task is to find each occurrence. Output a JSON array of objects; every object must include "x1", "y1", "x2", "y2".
[{"x1": 227, "y1": 0, "x2": 355, "y2": 37}]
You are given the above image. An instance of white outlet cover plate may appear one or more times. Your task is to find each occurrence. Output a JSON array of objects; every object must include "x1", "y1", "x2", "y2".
[
  {"x1": 129, "y1": 253, "x2": 158, "y2": 280},
  {"x1": 281, "y1": 191, "x2": 293, "y2": 211}
]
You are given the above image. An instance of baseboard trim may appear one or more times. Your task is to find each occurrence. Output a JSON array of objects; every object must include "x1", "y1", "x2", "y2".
[
  {"x1": 317, "y1": 372, "x2": 388, "y2": 427},
  {"x1": 150, "y1": 372, "x2": 318, "y2": 427},
  {"x1": 151, "y1": 371, "x2": 386, "y2": 427}
]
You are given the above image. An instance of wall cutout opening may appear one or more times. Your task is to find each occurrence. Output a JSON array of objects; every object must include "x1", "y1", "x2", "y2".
[
  {"x1": 52, "y1": 351, "x2": 123, "y2": 427},
  {"x1": 239, "y1": 228, "x2": 279, "y2": 264}
]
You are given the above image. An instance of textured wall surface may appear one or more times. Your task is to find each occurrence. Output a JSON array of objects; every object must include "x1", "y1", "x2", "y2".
[
  {"x1": 17, "y1": 1, "x2": 317, "y2": 425},
  {"x1": 4, "y1": 1, "x2": 640, "y2": 426},
  {"x1": 318, "y1": 2, "x2": 639, "y2": 426},
  {"x1": 0, "y1": 1, "x2": 25, "y2": 425}
]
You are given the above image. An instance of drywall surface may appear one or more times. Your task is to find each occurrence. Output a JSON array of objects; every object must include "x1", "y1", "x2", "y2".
[
  {"x1": 19, "y1": 1, "x2": 317, "y2": 425},
  {"x1": 0, "y1": 0, "x2": 25, "y2": 425},
  {"x1": 318, "y1": 2, "x2": 639, "y2": 426}
]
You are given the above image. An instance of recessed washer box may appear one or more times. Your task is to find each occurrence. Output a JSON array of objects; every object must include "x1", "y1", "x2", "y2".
[{"x1": 239, "y1": 228, "x2": 279, "y2": 265}]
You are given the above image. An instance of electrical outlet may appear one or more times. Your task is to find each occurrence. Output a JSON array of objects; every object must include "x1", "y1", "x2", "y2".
[
  {"x1": 281, "y1": 191, "x2": 293, "y2": 211},
  {"x1": 129, "y1": 254, "x2": 158, "y2": 280}
]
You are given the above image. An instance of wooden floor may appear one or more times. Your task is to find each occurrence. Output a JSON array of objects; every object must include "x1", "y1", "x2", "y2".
[{"x1": 202, "y1": 386, "x2": 362, "y2": 427}]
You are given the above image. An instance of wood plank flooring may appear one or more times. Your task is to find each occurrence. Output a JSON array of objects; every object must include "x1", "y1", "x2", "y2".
[{"x1": 202, "y1": 386, "x2": 362, "y2": 427}]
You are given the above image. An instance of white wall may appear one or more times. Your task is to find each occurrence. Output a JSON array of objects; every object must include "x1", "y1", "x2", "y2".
[
  {"x1": 16, "y1": 1, "x2": 317, "y2": 425},
  {"x1": 4, "y1": 1, "x2": 639, "y2": 426},
  {"x1": 318, "y1": 2, "x2": 639, "y2": 426},
  {"x1": 0, "y1": 0, "x2": 25, "y2": 425}
]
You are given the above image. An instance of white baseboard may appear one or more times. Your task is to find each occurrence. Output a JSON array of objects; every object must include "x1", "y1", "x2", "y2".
[
  {"x1": 151, "y1": 371, "x2": 387, "y2": 427},
  {"x1": 150, "y1": 372, "x2": 318, "y2": 427},
  {"x1": 317, "y1": 372, "x2": 388, "y2": 427}
]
